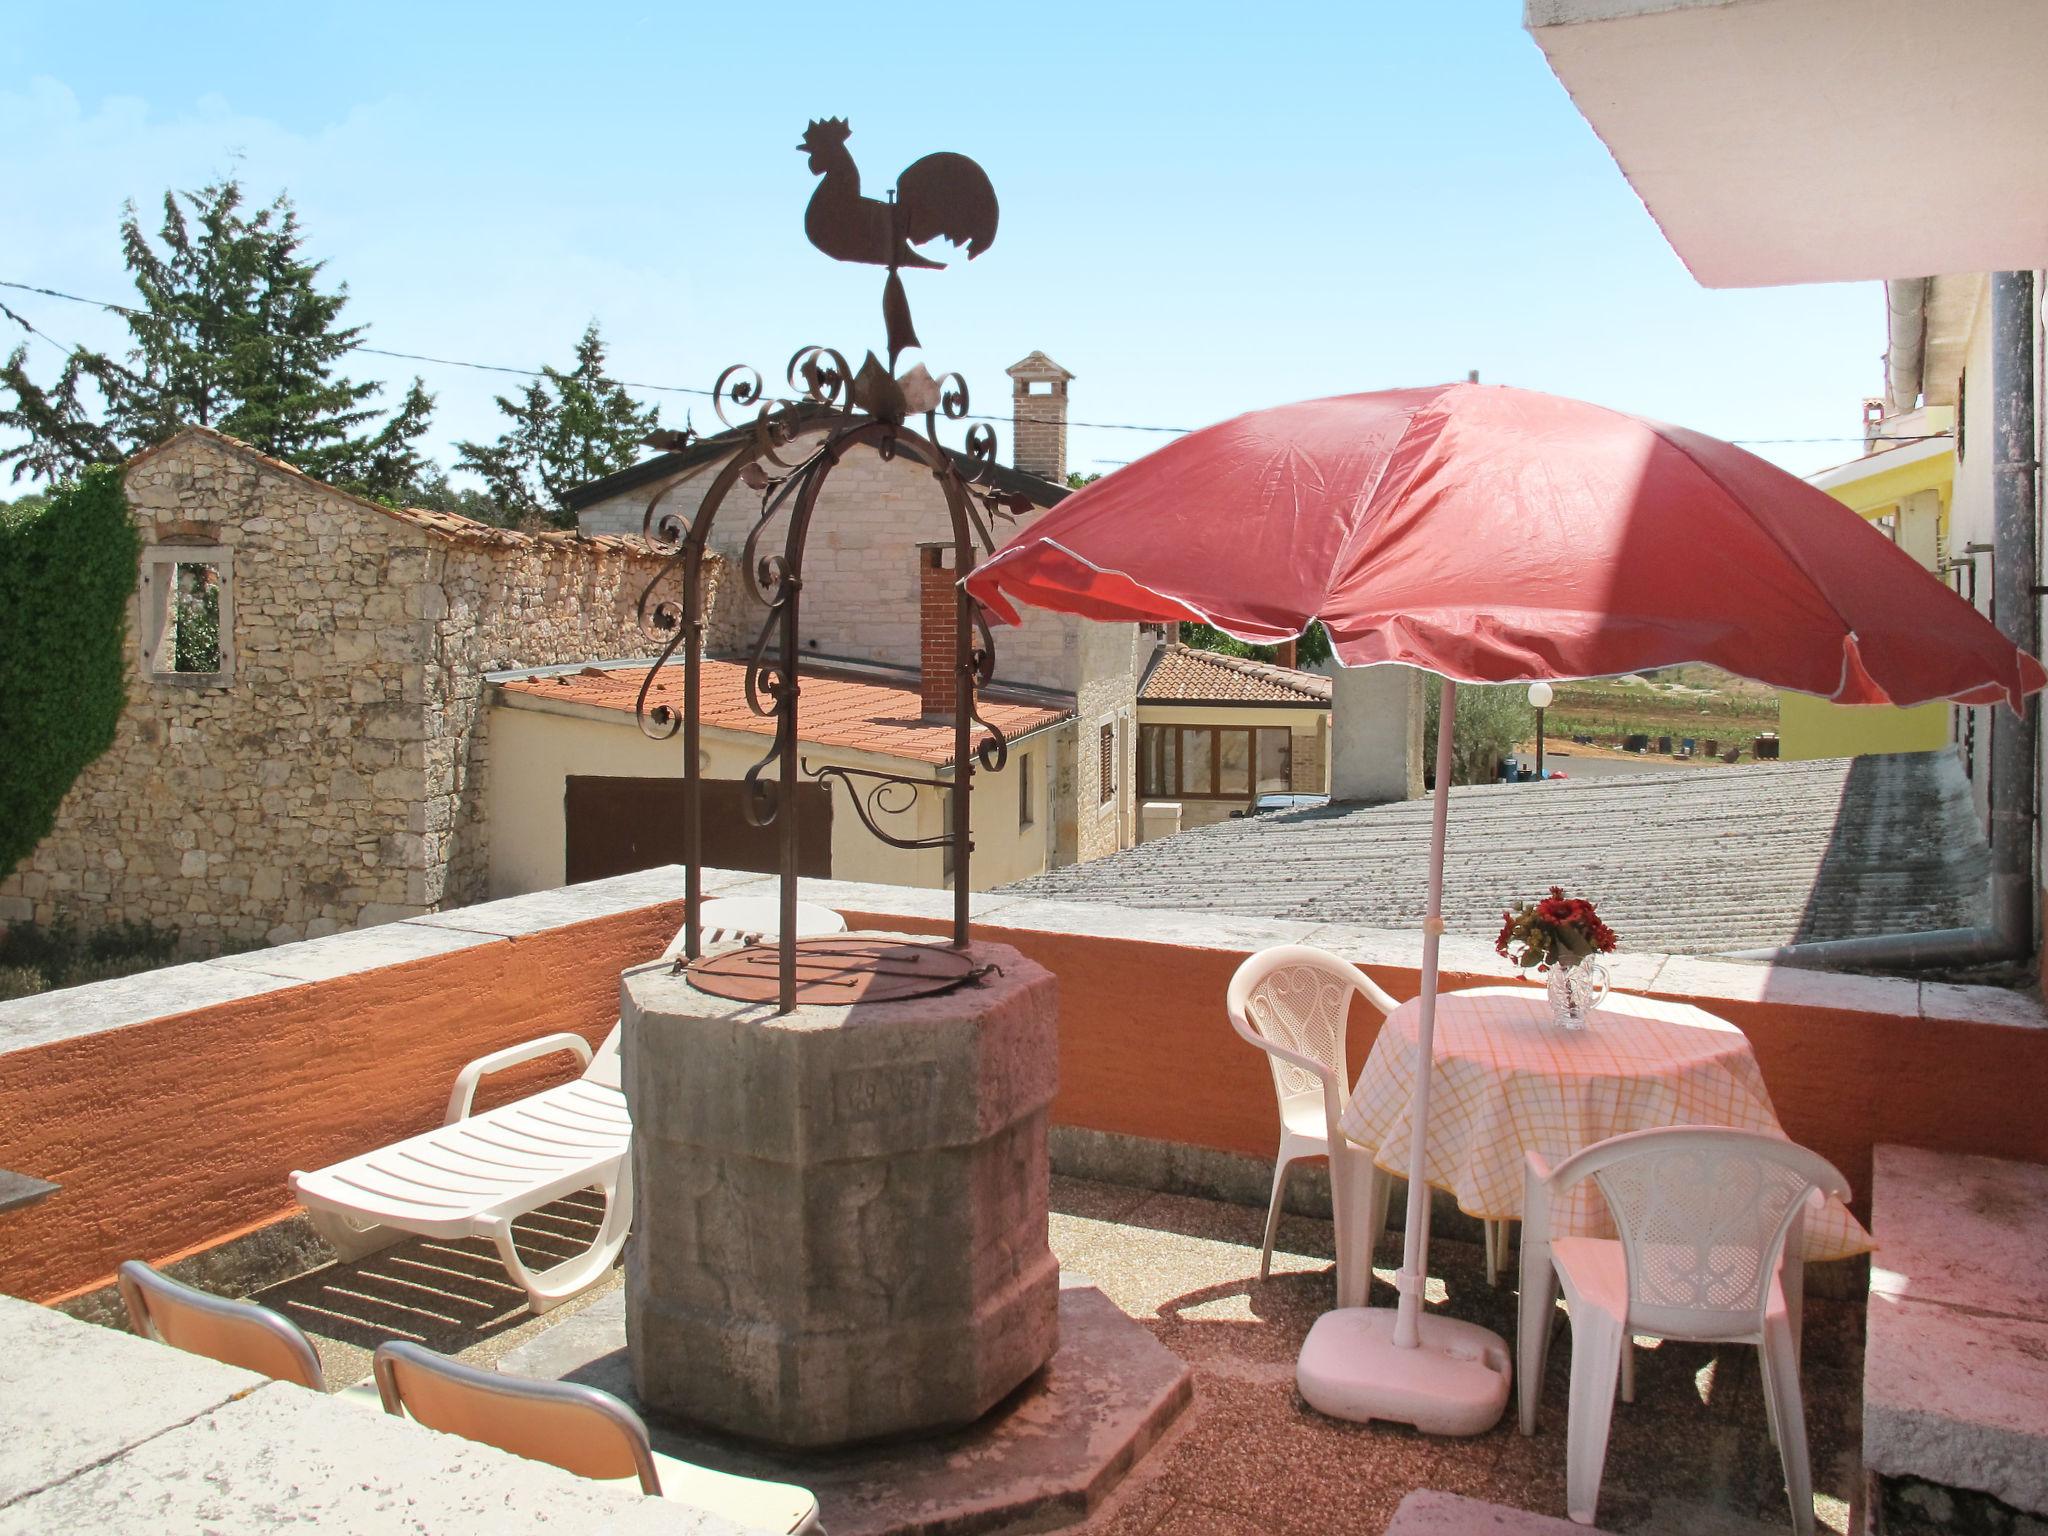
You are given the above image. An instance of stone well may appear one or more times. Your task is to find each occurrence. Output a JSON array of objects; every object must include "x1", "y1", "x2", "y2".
[{"x1": 621, "y1": 935, "x2": 1061, "y2": 1449}]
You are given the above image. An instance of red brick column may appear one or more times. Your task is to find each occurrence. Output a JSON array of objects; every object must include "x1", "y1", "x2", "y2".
[{"x1": 919, "y1": 543, "x2": 958, "y2": 719}]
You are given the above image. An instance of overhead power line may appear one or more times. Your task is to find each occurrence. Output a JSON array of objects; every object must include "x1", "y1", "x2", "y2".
[{"x1": 0, "y1": 277, "x2": 1947, "y2": 447}]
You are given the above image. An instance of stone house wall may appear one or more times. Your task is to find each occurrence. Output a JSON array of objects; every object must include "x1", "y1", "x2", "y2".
[
  {"x1": 577, "y1": 433, "x2": 1079, "y2": 691},
  {"x1": 0, "y1": 429, "x2": 685, "y2": 951}
]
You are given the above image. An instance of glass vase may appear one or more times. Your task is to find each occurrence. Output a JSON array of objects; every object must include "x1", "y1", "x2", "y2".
[{"x1": 1546, "y1": 958, "x2": 1609, "y2": 1029}]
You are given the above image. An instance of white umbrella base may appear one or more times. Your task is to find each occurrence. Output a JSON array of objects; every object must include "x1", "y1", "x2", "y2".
[{"x1": 1297, "y1": 1307, "x2": 1512, "y2": 1437}]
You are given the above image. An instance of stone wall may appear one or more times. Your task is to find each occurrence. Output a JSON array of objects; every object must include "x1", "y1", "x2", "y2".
[
  {"x1": 428, "y1": 536, "x2": 716, "y2": 909},
  {"x1": 0, "y1": 430, "x2": 686, "y2": 951}
]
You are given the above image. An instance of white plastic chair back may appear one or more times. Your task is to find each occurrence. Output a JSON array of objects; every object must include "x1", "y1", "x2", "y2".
[
  {"x1": 1549, "y1": 1126, "x2": 1847, "y2": 1341},
  {"x1": 1226, "y1": 945, "x2": 1394, "y2": 1118}
]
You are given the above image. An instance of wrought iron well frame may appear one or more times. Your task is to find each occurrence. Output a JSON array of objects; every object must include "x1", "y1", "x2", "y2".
[{"x1": 630, "y1": 351, "x2": 1029, "y2": 1013}]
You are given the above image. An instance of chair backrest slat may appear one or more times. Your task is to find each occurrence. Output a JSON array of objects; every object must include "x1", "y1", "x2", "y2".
[
  {"x1": 375, "y1": 1340, "x2": 660, "y2": 1493},
  {"x1": 117, "y1": 1260, "x2": 327, "y2": 1391}
]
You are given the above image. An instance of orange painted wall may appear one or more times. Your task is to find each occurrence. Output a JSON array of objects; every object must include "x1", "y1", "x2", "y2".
[
  {"x1": 845, "y1": 910, "x2": 2048, "y2": 1226},
  {"x1": 10, "y1": 897, "x2": 2048, "y2": 1304},
  {"x1": 0, "y1": 902, "x2": 682, "y2": 1303}
]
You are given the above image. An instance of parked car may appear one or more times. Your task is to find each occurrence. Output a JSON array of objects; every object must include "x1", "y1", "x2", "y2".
[{"x1": 1232, "y1": 793, "x2": 1331, "y2": 817}]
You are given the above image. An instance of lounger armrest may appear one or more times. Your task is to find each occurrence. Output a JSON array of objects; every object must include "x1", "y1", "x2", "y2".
[{"x1": 445, "y1": 1032, "x2": 595, "y2": 1124}]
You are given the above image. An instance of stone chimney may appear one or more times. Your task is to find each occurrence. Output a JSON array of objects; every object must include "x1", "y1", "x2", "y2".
[
  {"x1": 1006, "y1": 351, "x2": 1075, "y2": 484},
  {"x1": 918, "y1": 543, "x2": 959, "y2": 719}
]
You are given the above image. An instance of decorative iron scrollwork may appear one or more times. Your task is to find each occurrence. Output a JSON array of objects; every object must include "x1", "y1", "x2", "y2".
[
  {"x1": 629, "y1": 117, "x2": 1014, "y2": 1011},
  {"x1": 802, "y1": 760, "x2": 957, "y2": 851}
]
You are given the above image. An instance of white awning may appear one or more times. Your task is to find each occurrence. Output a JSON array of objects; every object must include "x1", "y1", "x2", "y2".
[{"x1": 1526, "y1": 0, "x2": 2048, "y2": 287}]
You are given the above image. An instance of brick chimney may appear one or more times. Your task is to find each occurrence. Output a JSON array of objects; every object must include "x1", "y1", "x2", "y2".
[
  {"x1": 918, "y1": 542, "x2": 959, "y2": 719},
  {"x1": 1005, "y1": 351, "x2": 1074, "y2": 484}
]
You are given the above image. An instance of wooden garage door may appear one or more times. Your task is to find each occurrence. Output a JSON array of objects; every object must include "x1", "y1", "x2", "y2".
[{"x1": 563, "y1": 776, "x2": 832, "y2": 884}]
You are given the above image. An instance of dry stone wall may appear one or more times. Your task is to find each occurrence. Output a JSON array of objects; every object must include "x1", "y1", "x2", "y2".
[{"x1": 0, "y1": 431, "x2": 689, "y2": 952}]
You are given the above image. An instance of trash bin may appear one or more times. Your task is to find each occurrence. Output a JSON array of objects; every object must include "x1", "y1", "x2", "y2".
[{"x1": 1753, "y1": 733, "x2": 1780, "y2": 760}]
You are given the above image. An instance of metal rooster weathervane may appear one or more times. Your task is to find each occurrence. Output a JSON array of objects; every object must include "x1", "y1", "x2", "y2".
[{"x1": 630, "y1": 120, "x2": 1028, "y2": 1013}]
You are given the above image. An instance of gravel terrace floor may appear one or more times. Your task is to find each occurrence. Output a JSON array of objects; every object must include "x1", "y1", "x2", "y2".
[{"x1": 254, "y1": 1178, "x2": 1863, "y2": 1536}]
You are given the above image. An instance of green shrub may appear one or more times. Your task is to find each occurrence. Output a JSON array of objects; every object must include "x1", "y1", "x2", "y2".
[
  {"x1": 0, "y1": 918, "x2": 180, "y2": 1001},
  {"x1": 1424, "y1": 679, "x2": 1536, "y2": 786},
  {"x1": 0, "y1": 466, "x2": 140, "y2": 876}
]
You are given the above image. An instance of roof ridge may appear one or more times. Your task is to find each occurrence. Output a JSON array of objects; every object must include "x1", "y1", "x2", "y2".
[
  {"x1": 125, "y1": 425, "x2": 665, "y2": 555},
  {"x1": 1156, "y1": 642, "x2": 1330, "y2": 701}
]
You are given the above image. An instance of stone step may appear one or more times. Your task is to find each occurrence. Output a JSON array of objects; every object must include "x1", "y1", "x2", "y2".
[{"x1": 1864, "y1": 1143, "x2": 2048, "y2": 1531}]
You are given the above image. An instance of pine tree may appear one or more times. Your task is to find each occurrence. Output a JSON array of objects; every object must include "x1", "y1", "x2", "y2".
[
  {"x1": 454, "y1": 323, "x2": 657, "y2": 527},
  {"x1": 0, "y1": 179, "x2": 433, "y2": 501}
]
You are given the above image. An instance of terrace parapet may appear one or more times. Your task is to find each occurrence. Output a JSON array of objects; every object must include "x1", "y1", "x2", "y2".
[{"x1": 2, "y1": 864, "x2": 2045, "y2": 1311}]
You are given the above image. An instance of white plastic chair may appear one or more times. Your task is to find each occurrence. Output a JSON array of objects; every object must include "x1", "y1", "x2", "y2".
[
  {"x1": 374, "y1": 1341, "x2": 823, "y2": 1533},
  {"x1": 1516, "y1": 1126, "x2": 1847, "y2": 1532},
  {"x1": 291, "y1": 1026, "x2": 633, "y2": 1314},
  {"x1": 1227, "y1": 945, "x2": 1399, "y2": 1306}
]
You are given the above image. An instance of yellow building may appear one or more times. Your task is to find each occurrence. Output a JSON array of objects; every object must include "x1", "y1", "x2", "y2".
[{"x1": 1779, "y1": 424, "x2": 1955, "y2": 761}]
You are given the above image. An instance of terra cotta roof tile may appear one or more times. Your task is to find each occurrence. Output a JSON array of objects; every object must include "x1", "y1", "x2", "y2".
[
  {"x1": 1139, "y1": 644, "x2": 1333, "y2": 706},
  {"x1": 498, "y1": 660, "x2": 1069, "y2": 767}
]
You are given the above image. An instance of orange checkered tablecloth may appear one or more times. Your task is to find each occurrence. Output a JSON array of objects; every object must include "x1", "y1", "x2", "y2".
[{"x1": 1338, "y1": 986, "x2": 1871, "y2": 1262}]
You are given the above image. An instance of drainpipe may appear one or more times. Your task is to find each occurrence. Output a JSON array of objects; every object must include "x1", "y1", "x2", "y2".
[
  {"x1": 1987, "y1": 269, "x2": 2039, "y2": 961},
  {"x1": 1884, "y1": 277, "x2": 1929, "y2": 417},
  {"x1": 1725, "y1": 271, "x2": 2038, "y2": 973}
]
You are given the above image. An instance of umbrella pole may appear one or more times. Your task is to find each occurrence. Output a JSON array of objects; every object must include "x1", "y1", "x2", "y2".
[
  {"x1": 1393, "y1": 678, "x2": 1458, "y2": 1349},
  {"x1": 1293, "y1": 675, "x2": 1509, "y2": 1436}
]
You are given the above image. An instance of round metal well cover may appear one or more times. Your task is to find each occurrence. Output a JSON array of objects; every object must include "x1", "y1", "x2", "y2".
[{"x1": 685, "y1": 935, "x2": 991, "y2": 1005}]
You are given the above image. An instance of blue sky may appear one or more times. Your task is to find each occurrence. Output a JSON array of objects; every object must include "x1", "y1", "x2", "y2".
[{"x1": 4, "y1": 2, "x2": 1883, "y2": 487}]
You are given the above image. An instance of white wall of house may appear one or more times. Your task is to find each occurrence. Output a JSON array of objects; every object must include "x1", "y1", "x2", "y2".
[{"x1": 485, "y1": 694, "x2": 1054, "y2": 898}]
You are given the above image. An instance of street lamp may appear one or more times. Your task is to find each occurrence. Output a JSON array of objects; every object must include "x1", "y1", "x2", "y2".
[{"x1": 1527, "y1": 682, "x2": 1554, "y2": 777}]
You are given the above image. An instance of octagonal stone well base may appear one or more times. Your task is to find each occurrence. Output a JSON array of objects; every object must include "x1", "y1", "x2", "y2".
[{"x1": 622, "y1": 935, "x2": 1061, "y2": 1449}]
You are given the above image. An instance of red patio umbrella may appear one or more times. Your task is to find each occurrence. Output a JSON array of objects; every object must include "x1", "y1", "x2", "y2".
[{"x1": 965, "y1": 381, "x2": 2044, "y2": 1435}]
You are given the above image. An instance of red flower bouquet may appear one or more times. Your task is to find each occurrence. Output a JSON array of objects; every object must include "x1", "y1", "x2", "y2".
[{"x1": 1496, "y1": 886, "x2": 1619, "y2": 972}]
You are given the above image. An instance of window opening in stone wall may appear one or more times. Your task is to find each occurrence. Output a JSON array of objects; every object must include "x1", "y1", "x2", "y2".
[
  {"x1": 168, "y1": 563, "x2": 222, "y2": 671},
  {"x1": 1099, "y1": 723, "x2": 1115, "y2": 803},
  {"x1": 1018, "y1": 750, "x2": 1035, "y2": 830},
  {"x1": 139, "y1": 544, "x2": 234, "y2": 682}
]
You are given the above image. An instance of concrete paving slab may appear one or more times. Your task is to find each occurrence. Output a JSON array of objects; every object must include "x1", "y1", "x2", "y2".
[
  {"x1": 1916, "y1": 980, "x2": 2048, "y2": 1029},
  {"x1": 0, "y1": 1376, "x2": 757, "y2": 1534},
  {"x1": 1649, "y1": 953, "x2": 1923, "y2": 1019},
  {"x1": 1863, "y1": 1290, "x2": 2048, "y2": 1516},
  {"x1": 210, "y1": 919, "x2": 498, "y2": 983},
  {"x1": 0, "y1": 1292, "x2": 266, "y2": 1507},
  {"x1": 409, "y1": 865, "x2": 764, "y2": 940},
  {"x1": 1385, "y1": 1490, "x2": 1615, "y2": 1534},
  {"x1": 0, "y1": 958, "x2": 307, "y2": 1052},
  {"x1": 1864, "y1": 1144, "x2": 2048, "y2": 1515},
  {"x1": 982, "y1": 897, "x2": 1317, "y2": 955},
  {"x1": 1869, "y1": 1144, "x2": 2048, "y2": 1316},
  {"x1": 499, "y1": 1276, "x2": 1194, "y2": 1536},
  {"x1": 794, "y1": 876, "x2": 1013, "y2": 925}
]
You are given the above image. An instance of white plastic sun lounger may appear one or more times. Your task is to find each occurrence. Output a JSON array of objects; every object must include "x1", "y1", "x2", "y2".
[
  {"x1": 289, "y1": 1026, "x2": 632, "y2": 1314},
  {"x1": 289, "y1": 903, "x2": 846, "y2": 1314}
]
